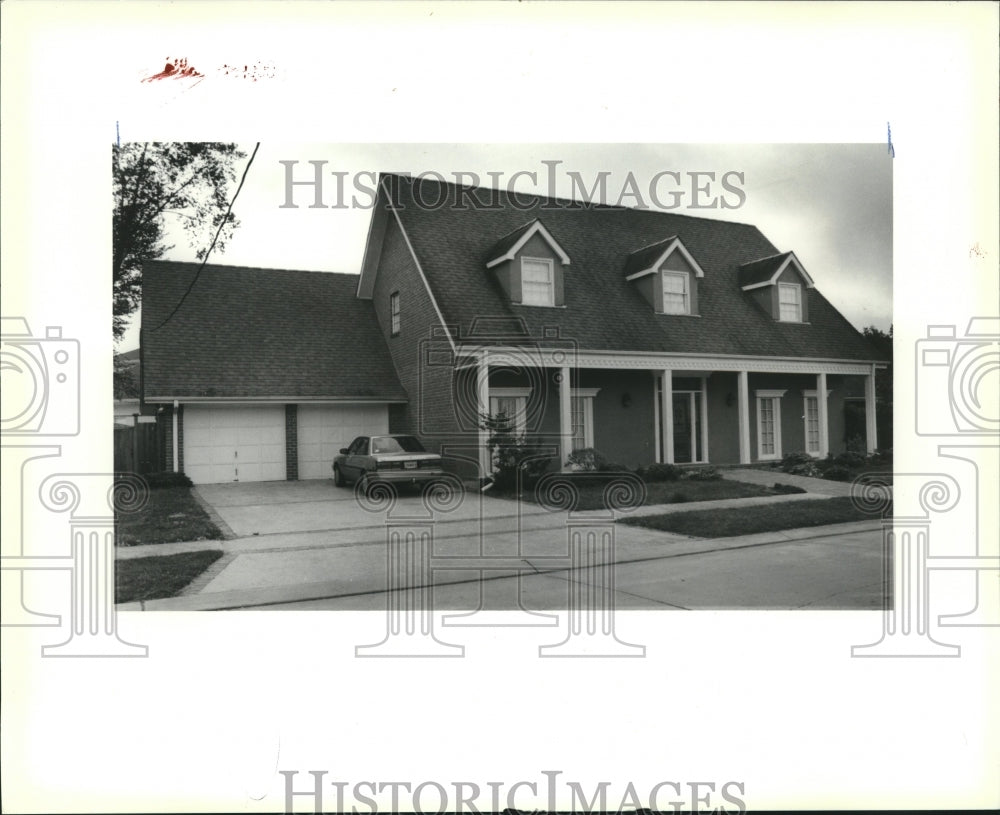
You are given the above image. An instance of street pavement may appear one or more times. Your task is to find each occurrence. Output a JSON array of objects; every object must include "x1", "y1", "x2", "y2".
[{"x1": 117, "y1": 472, "x2": 884, "y2": 612}]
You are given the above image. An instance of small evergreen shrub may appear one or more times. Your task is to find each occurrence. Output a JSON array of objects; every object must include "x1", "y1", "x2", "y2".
[{"x1": 638, "y1": 463, "x2": 682, "y2": 482}]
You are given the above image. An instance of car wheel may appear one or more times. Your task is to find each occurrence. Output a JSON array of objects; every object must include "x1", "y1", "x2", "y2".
[{"x1": 333, "y1": 465, "x2": 345, "y2": 487}]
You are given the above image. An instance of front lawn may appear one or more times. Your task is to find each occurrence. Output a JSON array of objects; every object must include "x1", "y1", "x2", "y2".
[
  {"x1": 116, "y1": 485, "x2": 224, "y2": 546},
  {"x1": 116, "y1": 550, "x2": 224, "y2": 603},
  {"x1": 620, "y1": 496, "x2": 883, "y2": 537},
  {"x1": 496, "y1": 477, "x2": 785, "y2": 511}
]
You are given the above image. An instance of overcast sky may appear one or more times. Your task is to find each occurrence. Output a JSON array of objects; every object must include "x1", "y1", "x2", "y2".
[{"x1": 118, "y1": 142, "x2": 892, "y2": 350}]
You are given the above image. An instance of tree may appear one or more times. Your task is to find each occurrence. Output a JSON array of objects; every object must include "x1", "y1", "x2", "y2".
[{"x1": 112, "y1": 142, "x2": 246, "y2": 340}]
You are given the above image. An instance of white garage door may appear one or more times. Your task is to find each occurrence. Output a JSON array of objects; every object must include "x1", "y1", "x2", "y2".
[
  {"x1": 184, "y1": 405, "x2": 286, "y2": 484},
  {"x1": 297, "y1": 404, "x2": 389, "y2": 480}
]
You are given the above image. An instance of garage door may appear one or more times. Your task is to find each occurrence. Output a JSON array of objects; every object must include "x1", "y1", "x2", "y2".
[
  {"x1": 297, "y1": 404, "x2": 389, "y2": 479},
  {"x1": 184, "y1": 405, "x2": 286, "y2": 484}
]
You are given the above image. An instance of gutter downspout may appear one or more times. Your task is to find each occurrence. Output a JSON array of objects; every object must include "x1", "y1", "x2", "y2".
[{"x1": 172, "y1": 400, "x2": 179, "y2": 473}]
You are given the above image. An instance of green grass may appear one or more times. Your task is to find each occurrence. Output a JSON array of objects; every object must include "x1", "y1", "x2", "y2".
[
  {"x1": 116, "y1": 550, "x2": 224, "y2": 603},
  {"x1": 620, "y1": 496, "x2": 883, "y2": 538},
  {"x1": 116, "y1": 486, "x2": 224, "y2": 546},
  {"x1": 498, "y1": 477, "x2": 777, "y2": 511}
]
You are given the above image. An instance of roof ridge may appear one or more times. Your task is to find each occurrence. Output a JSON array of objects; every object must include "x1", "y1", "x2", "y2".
[
  {"x1": 144, "y1": 259, "x2": 360, "y2": 278},
  {"x1": 739, "y1": 250, "x2": 791, "y2": 266}
]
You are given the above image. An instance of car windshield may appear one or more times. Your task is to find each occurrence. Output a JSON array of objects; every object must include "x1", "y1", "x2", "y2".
[{"x1": 370, "y1": 436, "x2": 426, "y2": 454}]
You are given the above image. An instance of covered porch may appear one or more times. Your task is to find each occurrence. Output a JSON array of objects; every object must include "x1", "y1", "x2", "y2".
[{"x1": 463, "y1": 347, "x2": 881, "y2": 475}]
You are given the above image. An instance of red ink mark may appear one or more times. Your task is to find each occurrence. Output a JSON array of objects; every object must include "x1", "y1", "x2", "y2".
[{"x1": 143, "y1": 57, "x2": 204, "y2": 83}]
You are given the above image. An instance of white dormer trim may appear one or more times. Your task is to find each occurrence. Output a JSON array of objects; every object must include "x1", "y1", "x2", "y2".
[
  {"x1": 485, "y1": 220, "x2": 571, "y2": 269},
  {"x1": 740, "y1": 251, "x2": 815, "y2": 291},
  {"x1": 625, "y1": 237, "x2": 706, "y2": 281}
]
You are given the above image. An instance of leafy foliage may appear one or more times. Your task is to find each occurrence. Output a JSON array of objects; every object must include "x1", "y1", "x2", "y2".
[
  {"x1": 112, "y1": 142, "x2": 246, "y2": 340},
  {"x1": 637, "y1": 463, "x2": 682, "y2": 482},
  {"x1": 481, "y1": 412, "x2": 552, "y2": 491}
]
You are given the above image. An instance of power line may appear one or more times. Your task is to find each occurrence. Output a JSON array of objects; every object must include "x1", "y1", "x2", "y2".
[{"x1": 148, "y1": 142, "x2": 261, "y2": 332}]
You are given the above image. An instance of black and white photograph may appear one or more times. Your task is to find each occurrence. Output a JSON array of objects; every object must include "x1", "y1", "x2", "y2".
[
  {"x1": 2, "y1": 2, "x2": 997, "y2": 813},
  {"x1": 113, "y1": 144, "x2": 894, "y2": 615}
]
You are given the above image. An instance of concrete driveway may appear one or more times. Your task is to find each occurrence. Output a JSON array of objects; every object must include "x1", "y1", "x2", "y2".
[
  {"x1": 119, "y1": 478, "x2": 885, "y2": 611},
  {"x1": 194, "y1": 479, "x2": 551, "y2": 538}
]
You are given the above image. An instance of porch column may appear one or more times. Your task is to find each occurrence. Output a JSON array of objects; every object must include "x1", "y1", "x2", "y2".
[
  {"x1": 817, "y1": 372, "x2": 830, "y2": 458},
  {"x1": 661, "y1": 369, "x2": 674, "y2": 464},
  {"x1": 865, "y1": 364, "x2": 878, "y2": 453},
  {"x1": 737, "y1": 371, "x2": 751, "y2": 464},
  {"x1": 477, "y1": 351, "x2": 490, "y2": 477},
  {"x1": 700, "y1": 376, "x2": 710, "y2": 463},
  {"x1": 559, "y1": 366, "x2": 573, "y2": 470},
  {"x1": 172, "y1": 399, "x2": 179, "y2": 473}
]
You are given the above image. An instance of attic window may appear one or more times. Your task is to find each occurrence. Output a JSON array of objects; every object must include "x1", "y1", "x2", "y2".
[
  {"x1": 390, "y1": 291, "x2": 400, "y2": 335},
  {"x1": 520, "y1": 258, "x2": 554, "y2": 306},
  {"x1": 662, "y1": 272, "x2": 690, "y2": 314},
  {"x1": 778, "y1": 283, "x2": 802, "y2": 322}
]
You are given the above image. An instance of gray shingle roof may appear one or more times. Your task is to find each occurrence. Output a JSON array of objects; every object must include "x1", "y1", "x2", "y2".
[
  {"x1": 141, "y1": 261, "x2": 407, "y2": 401},
  {"x1": 389, "y1": 175, "x2": 884, "y2": 361},
  {"x1": 738, "y1": 252, "x2": 795, "y2": 288}
]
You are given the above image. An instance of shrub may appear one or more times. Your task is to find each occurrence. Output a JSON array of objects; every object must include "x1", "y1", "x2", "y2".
[
  {"x1": 780, "y1": 451, "x2": 814, "y2": 472},
  {"x1": 823, "y1": 465, "x2": 852, "y2": 482},
  {"x1": 834, "y1": 450, "x2": 866, "y2": 468},
  {"x1": 773, "y1": 483, "x2": 808, "y2": 495},
  {"x1": 139, "y1": 471, "x2": 193, "y2": 489},
  {"x1": 482, "y1": 413, "x2": 552, "y2": 492},
  {"x1": 599, "y1": 461, "x2": 630, "y2": 473},
  {"x1": 638, "y1": 463, "x2": 681, "y2": 482},
  {"x1": 846, "y1": 433, "x2": 867, "y2": 454},
  {"x1": 681, "y1": 466, "x2": 721, "y2": 481},
  {"x1": 566, "y1": 447, "x2": 607, "y2": 472},
  {"x1": 868, "y1": 448, "x2": 893, "y2": 465}
]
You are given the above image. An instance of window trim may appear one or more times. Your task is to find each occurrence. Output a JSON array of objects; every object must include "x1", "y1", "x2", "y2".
[
  {"x1": 778, "y1": 282, "x2": 802, "y2": 322},
  {"x1": 755, "y1": 389, "x2": 786, "y2": 461},
  {"x1": 389, "y1": 291, "x2": 401, "y2": 336},
  {"x1": 661, "y1": 270, "x2": 691, "y2": 315},
  {"x1": 519, "y1": 257, "x2": 555, "y2": 307}
]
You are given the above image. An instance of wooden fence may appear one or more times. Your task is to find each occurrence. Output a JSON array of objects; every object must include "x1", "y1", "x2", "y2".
[{"x1": 114, "y1": 423, "x2": 161, "y2": 474}]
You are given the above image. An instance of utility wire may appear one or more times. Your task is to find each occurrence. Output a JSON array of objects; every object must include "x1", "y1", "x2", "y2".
[{"x1": 149, "y1": 141, "x2": 260, "y2": 332}]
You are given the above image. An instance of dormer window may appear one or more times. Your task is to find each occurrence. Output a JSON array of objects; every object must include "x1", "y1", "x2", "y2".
[
  {"x1": 625, "y1": 236, "x2": 704, "y2": 316},
  {"x1": 739, "y1": 251, "x2": 814, "y2": 323},
  {"x1": 662, "y1": 271, "x2": 690, "y2": 314},
  {"x1": 520, "y1": 258, "x2": 554, "y2": 307},
  {"x1": 778, "y1": 282, "x2": 802, "y2": 322},
  {"x1": 486, "y1": 219, "x2": 569, "y2": 308}
]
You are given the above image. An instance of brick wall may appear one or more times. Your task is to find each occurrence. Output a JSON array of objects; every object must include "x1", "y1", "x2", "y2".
[
  {"x1": 370, "y1": 210, "x2": 468, "y2": 469},
  {"x1": 285, "y1": 404, "x2": 298, "y2": 480}
]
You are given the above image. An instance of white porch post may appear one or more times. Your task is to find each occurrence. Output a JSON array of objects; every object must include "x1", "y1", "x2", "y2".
[
  {"x1": 817, "y1": 372, "x2": 830, "y2": 458},
  {"x1": 172, "y1": 399, "x2": 179, "y2": 473},
  {"x1": 865, "y1": 364, "x2": 878, "y2": 453},
  {"x1": 559, "y1": 366, "x2": 573, "y2": 470},
  {"x1": 477, "y1": 351, "x2": 490, "y2": 477},
  {"x1": 661, "y1": 369, "x2": 674, "y2": 464},
  {"x1": 737, "y1": 371, "x2": 751, "y2": 464},
  {"x1": 700, "y1": 376, "x2": 709, "y2": 463},
  {"x1": 688, "y1": 393, "x2": 697, "y2": 464}
]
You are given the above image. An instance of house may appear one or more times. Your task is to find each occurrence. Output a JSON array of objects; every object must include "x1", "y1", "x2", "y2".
[{"x1": 141, "y1": 173, "x2": 887, "y2": 484}]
